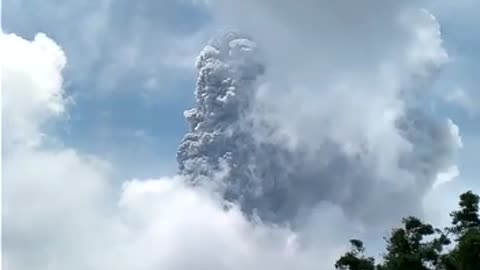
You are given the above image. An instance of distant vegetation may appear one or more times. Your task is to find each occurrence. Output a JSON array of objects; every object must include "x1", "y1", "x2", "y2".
[{"x1": 335, "y1": 191, "x2": 480, "y2": 270}]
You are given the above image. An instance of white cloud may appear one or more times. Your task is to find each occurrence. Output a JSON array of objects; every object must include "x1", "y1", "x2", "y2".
[
  {"x1": 444, "y1": 87, "x2": 477, "y2": 117},
  {"x1": 3, "y1": 148, "x2": 113, "y2": 270},
  {"x1": 446, "y1": 118, "x2": 463, "y2": 148},
  {"x1": 114, "y1": 178, "x2": 346, "y2": 270},
  {"x1": 1, "y1": 31, "x2": 109, "y2": 269},
  {"x1": 433, "y1": 165, "x2": 460, "y2": 188},
  {"x1": 1, "y1": 32, "x2": 67, "y2": 148}
]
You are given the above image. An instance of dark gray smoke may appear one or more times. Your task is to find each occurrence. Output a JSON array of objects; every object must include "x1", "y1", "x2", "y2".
[
  {"x1": 176, "y1": 31, "x2": 293, "y2": 222},
  {"x1": 177, "y1": 31, "x2": 460, "y2": 226}
]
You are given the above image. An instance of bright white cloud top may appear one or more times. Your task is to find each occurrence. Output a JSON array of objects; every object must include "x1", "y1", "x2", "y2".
[
  {"x1": 2, "y1": 33, "x2": 67, "y2": 148},
  {"x1": 1, "y1": 1, "x2": 477, "y2": 270}
]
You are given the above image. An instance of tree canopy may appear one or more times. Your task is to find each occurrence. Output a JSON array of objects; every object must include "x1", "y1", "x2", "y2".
[{"x1": 335, "y1": 191, "x2": 480, "y2": 270}]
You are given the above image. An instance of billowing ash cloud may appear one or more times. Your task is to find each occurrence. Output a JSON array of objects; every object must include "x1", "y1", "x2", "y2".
[
  {"x1": 176, "y1": 31, "x2": 295, "y2": 222},
  {"x1": 177, "y1": 25, "x2": 461, "y2": 226}
]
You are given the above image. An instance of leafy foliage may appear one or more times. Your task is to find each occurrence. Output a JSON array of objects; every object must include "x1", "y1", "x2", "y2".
[
  {"x1": 450, "y1": 191, "x2": 480, "y2": 235},
  {"x1": 335, "y1": 239, "x2": 375, "y2": 270},
  {"x1": 336, "y1": 191, "x2": 480, "y2": 270}
]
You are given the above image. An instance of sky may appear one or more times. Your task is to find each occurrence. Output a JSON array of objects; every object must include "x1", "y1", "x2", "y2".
[{"x1": 2, "y1": 1, "x2": 480, "y2": 270}]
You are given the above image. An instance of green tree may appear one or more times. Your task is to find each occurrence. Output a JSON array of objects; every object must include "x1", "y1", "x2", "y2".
[
  {"x1": 449, "y1": 191, "x2": 480, "y2": 235},
  {"x1": 443, "y1": 191, "x2": 480, "y2": 270},
  {"x1": 380, "y1": 216, "x2": 450, "y2": 270},
  {"x1": 335, "y1": 239, "x2": 375, "y2": 270},
  {"x1": 335, "y1": 191, "x2": 480, "y2": 270}
]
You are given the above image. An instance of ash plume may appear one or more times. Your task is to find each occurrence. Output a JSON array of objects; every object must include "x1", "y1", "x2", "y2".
[
  {"x1": 177, "y1": 30, "x2": 460, "y2": 226},
  {"x1": 176, "y1": 31, "x2": 294, "y2": 221}
]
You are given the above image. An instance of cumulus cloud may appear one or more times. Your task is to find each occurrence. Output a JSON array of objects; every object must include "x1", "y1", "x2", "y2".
[
  {"x1": 1, "y1": 32, "x2": 67, "y2": 148},
  {"x1": 444, "y1": 87, "x2": 477, "y2": 117},
  {"x1": 3, "y1": 1, "x2": 467, "y2": 270},
  {"x1": 1, "y1": 31, "x2": 109, "y2": 269}
]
